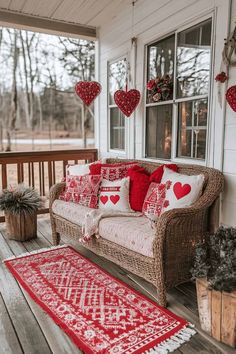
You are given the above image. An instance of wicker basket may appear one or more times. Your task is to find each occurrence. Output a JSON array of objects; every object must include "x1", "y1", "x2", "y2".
[{"x1": 5, "y1": 211, "x2": 37, "y2": 241}]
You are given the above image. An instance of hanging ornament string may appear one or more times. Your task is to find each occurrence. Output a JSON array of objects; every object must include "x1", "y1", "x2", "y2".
[
  {"x1": 216, "y1": 26, "x2": 236, "y2": 107},
  {"x1": 114, "y1": 0, "x2": 140, "y2": 118}
]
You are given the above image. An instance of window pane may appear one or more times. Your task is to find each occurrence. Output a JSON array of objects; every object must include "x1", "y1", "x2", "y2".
[
  {"x1": 146, "y1": 105, "x2": 172, "y2": 159},
  {"x1": 177, "y1": 19, "x2": 212, "y2": 98},
  {"x1": 110, "y1": 107, "x2": 125, "y2": 150},
  {"x1": 177, "y1": 99, "x2": 208, "y2": 159},
  {"x1": 147, "y1": 35, "x2": 175, "y2": 103},
  {"x1": 193, "y1": 129, "x2": 206, "y2": 159},
  {"x1": 108, "y1": 59, "x2": 127, "y2": 105}
]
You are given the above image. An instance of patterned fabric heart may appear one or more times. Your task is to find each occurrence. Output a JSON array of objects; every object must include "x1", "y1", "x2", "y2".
[
  {"x1": 173, "y1": 182, "x2": 191, "y2": 200},
  {"x1": 75, "y1": 81, "x2": 101, "y2": 106},
  {"x1": 226, "y1": 85, "x2": 236, "y2": 112},
  {"x1": 114, "y1": 89, "x2": 141, "y2": 117}
]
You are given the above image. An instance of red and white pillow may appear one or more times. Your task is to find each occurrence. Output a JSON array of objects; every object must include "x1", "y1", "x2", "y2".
[
  {"x1": 142, "y1": 181, "x2": 171, "y2": 221},
  {"x1": 98, "y1": 177, "x2": 133, "y2": 212},
  {"x1": 161, "y1": 167, "x2": 205, "y2": 211},
  {"x1": 59, "y1": 175, "x2": 102, "y2": 208},
  {"x1": 67, "y1": 160, "x2": 101, "y2": 177},
  {"x1": 90, "y1": 161, "x2": 137, "y2": 181}
]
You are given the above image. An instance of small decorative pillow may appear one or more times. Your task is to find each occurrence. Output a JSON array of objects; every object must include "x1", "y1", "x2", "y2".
[
  {"x1": 60, "y1": 175, "x2": 102, "y2": 208},
  {"x1": 127, "y1": 165, "x2": 150, "y2": 211},
  {"x1": 90, "y1": 162, "x2": 137, "y2": 181},
  {"x1": 161, "y1": 167, "x2": 205, "y2": 211},
  {"x1": 67, "y1": 160, "x2": 101, "y2": 177},
  {"x1": 101, "y1": 162, "x2": 137, "y2": 181},
  {"x1": 142, "y1": 182, "x2": 171, "y2": 221},
  {"x1": 67, "y1": 163, "x2": 90, "y2": 176},
  {"x1": 98, "y1": 177, "x2": 133, "y2": 212}
]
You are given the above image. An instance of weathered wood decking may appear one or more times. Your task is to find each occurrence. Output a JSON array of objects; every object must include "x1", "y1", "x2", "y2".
[{"x1": 0, "y1": 216, "x2": 234, "y2": 354}]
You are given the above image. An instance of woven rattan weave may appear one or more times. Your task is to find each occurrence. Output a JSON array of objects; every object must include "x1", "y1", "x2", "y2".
[{"x1": 49, "y1": 159, "x2": 224, "y2": 306}]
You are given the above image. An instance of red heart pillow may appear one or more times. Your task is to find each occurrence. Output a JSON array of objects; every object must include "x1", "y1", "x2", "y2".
[{"x1": 98, "y1": 177, "x2": 132, "y2": 212}]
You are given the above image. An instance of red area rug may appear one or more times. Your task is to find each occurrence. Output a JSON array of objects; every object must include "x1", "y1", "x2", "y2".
[{"x1": 4, "y1": 245, "x2": 195, "y2": 353}]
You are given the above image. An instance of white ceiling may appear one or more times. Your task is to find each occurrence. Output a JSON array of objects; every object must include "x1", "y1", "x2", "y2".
[{"x1": 0, "y1": 0, "x2": 127, "y2": 30}]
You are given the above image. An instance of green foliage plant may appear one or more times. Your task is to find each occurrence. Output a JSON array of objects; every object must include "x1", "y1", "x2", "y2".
[
  {"x1": 191, "y1": 227, "x2": 236, "y2": 292},
  {"x1": 0, "y1": 184, "x2": 42, "y2": 215}
]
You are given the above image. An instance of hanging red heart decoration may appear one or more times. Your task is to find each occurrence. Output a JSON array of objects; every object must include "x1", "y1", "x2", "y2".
[
  {"x1": 114, "y1": 89, "x2": 141, "y2": 117},
  {"x1": 75, "y1": 81, "x2": 101, "y2": 106},
  {"x1": 226, "y1": 85, "x2": 236, "y2": 112}
]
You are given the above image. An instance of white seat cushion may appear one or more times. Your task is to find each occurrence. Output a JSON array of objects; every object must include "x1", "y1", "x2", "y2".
[
  {"x1": 98, "y1": 216, "x2": 155, "y2": 258},
  {"x1": 52, "y1": 200, "x2": 91, "y2": 226}
]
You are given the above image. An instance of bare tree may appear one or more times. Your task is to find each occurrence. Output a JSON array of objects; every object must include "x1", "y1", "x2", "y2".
[
  {"x1": 6, "y1": 30, "x2": 19, "y2": 151},
  {"x1": 59, "y1": 38, "x2": 95, "y2": 147}
]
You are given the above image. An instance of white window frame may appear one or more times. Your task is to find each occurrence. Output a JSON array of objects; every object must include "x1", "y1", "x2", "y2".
[
  {"x1": 107, "y1": 55, "x2": 128, "y2": 155},
  {"x1": 143, "y1": 13, "x2": 214, "y2": 166}
]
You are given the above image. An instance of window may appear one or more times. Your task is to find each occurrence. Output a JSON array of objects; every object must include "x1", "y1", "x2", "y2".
[
  {"x1": 145, "y1": 19, "x2": 212, "y2": 161},
  {"x1": 108, "y1": 58, "x2": 127, "y2": 151}
]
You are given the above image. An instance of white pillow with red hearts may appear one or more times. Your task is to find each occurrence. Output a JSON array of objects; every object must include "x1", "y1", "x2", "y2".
[
  {"x1": 98, "y1": 177, "x2": 133, "y2": 212},
  {"x1": 161, "y1": 167, "x2": 205, "y2": 211}
]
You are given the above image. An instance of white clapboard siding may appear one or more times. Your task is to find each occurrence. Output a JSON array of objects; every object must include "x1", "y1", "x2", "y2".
[{"x1": 221, "y1": 0, "x2": 236, "y2": 226}]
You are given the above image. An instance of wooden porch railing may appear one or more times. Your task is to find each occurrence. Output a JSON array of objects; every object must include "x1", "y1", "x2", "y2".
[{"x1": 0, "y1": 148, "x2": 98, "y2": 222}]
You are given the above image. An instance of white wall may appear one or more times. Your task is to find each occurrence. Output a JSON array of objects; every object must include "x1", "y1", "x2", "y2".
[
  {"x1": 221, "y1": 0, "x2": 236, "y2": 226},
  {"x1": 97, "y1": 0, "x2": 234, "y2": 225}
]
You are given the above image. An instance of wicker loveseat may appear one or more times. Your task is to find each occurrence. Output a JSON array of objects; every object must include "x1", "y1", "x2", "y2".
[{"x1": 49, "y1": 159, "x2": 224, "y2": 307}]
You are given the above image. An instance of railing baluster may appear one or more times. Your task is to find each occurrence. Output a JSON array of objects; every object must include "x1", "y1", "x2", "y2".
[
  {"x1": 28, "y1": 162, "x2": 31, "y2": 186},
  {"x1": 2, "y1": 164, "x2": 7, "y2": 189},
  {"x1": 39, "y1": 162, "x2": 42, "y2": 196},
  {"x1": 31, "y1": 162, "x2": 35, "y2": 188},
  {"x1": 52, "y1": 161, "x2": 56, "y2": 184},
  {"x1": 42, "y1": 162, "x2": 45, "y2": 195},
  {"x1": 63, "y1": 160, "x2": 68, "y2": 177},
  {"x1": 48, "y1": 161, "x2": 53, "y2": 189},
  {"x1": 17, "y1": 163, "x2": 21, "y2": 183}
]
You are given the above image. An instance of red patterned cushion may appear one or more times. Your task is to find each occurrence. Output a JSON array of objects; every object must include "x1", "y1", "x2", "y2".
[
  {"x1": 127, "y1": 166, "x2": 150, "y2": 211},
  {"x1": 150, "y1": 164, "x2": 178, "y2": 183},
  {"x1": 142, "y1": 181, "x2": 171, "y2": 221},
  {"x1": 90, "y1": 161, "x2": 137, "y2": 181},
  {"x1": 59, "y1": 175, "x2": 102, "y2": 208}
]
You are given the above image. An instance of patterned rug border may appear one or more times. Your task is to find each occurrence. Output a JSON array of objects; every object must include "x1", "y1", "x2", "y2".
[{"x1": 4, "y1": 245, "x2": 196, "y2": 353}]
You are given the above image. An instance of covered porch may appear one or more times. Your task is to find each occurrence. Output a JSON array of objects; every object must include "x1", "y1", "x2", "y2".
[{"x1": 0, "y1": 1, "x2": 236, "y2": 353}]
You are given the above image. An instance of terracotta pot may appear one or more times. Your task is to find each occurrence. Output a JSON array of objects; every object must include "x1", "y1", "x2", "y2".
[
  {"x1": 196, "y1": 278, "x2": 236, "y2": 348},
  {"x1": 5, "y1": 211, "x2": 37, "y2": 241}
]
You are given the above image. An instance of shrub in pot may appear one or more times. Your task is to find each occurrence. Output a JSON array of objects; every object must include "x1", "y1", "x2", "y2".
[
  {"x1": 0, "y1": 184, "x2": 42, "y2": 241},
  {"x1": 191, "y1": 227, "x2": 236, "y2": 347}
]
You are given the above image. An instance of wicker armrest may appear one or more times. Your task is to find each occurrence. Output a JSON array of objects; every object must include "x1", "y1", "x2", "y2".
[{"x1": 49, "y1": 182, "x2": 66, "y2": 209}]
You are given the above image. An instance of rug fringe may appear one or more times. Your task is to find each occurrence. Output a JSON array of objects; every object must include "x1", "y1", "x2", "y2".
[
  {"x1": 145, "y1": 324, "x2": 196, "y2": 353},
  {"x1": 3, "y1": 245, "x2": 68, "y2": 262}
]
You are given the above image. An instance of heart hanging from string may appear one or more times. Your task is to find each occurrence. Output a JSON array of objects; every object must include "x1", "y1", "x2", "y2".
[
  {"x1": 114, "y1": 87, "x2": 141, "y2": 117},
  {"x1": 75, "y1": 81, "x2": 101, "y2": 106},
  {"x1": 226, "y1": 85, "x2": 236, "y2": 112}
]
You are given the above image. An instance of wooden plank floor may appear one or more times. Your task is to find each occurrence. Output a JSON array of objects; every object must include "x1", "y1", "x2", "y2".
[{"x1": 0, "y1": 216, "x2": 234, "y2": 354}]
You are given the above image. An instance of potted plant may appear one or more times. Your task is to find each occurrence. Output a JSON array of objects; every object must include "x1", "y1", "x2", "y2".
[
  {"x1": 191, "y1": 227, "x2": 236, "y2": 347},
  {"x1": 0, "y1": 184, "x2": 42, "y2": 241}
]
